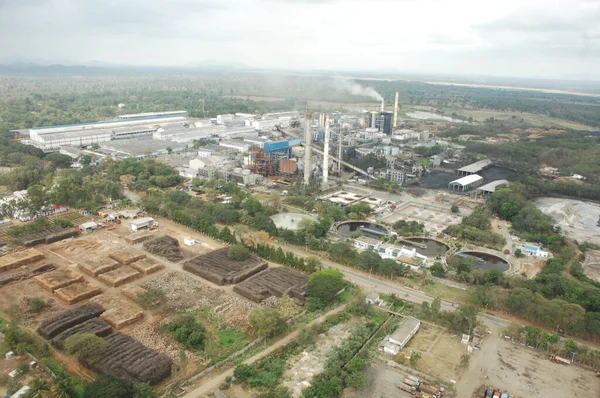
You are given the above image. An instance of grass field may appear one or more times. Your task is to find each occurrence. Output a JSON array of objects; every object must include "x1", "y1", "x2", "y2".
[{"x1": 395, "y1": 277, "x2": 470, "y2": 304}]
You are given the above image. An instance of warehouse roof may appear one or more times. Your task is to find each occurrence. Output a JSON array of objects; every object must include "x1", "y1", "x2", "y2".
[
  {"x1": 449, "y1": 174, "x2": 483, "y2": 186},
  {"x1": 457, "y1": 159, "x2": 492, "y2": 174},
  {"x1": 477, "y1": 179, "x2": 509, "y2": 193}
]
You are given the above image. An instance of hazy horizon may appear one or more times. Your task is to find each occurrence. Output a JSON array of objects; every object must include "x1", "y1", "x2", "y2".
[{"x1": 1, "y1": 0, "x2": 599, "y2": 81}]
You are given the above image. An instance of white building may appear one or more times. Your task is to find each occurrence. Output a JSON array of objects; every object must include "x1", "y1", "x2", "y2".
[
  {"x1": 216, "y1": 114, "x2": 234, "y2": 125},
  {"x1": 520, "y1": 244, "x2": 549, "y2": 258},
  {"x1": 379, "y1": 317, "x2": 421, "y2": 355},
  {"x1": 219, "y1": 140, "x2": 251, "y2": 153},
  {"x1": 189, "y1": 156, "x2": 232, "y2": 170},
  {"x1": 129, "y1": 217, "x2": 157, "y2": 231},
  {"x1": 253, "y1": 118, "x2": 291, "y2": 131},
  {"x1": 353, "y1": 237, "x2": 381, "y2": 251}
]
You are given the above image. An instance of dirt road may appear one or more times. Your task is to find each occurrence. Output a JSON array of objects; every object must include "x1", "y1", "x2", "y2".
[{"x1": 180, "y1": 304, "x2": 348, "y2": 398}]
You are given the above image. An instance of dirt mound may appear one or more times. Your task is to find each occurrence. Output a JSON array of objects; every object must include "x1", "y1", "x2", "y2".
[{"x1": 143, "y1": 236, "x2": 183, "y2": 262}]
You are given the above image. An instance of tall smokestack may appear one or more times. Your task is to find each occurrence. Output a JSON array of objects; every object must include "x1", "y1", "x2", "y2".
[
  {"x1": 338, "y1": 125, "x2": 343, "y2": 175},
  {"x1": 323, "y1": 115, "x2": 329, "y2": 184},
  {"x1": 380, "y1": 100, "x2": 384, "y2": 112},
  {"x1": 303, "y1": 111, "x2": 312, "y2": 186},
  {"x1": 393, "y1": 91, "x2": 399, "y2": 129}
]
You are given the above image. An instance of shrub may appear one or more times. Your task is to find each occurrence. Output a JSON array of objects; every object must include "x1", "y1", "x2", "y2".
[
  {"x1": 163, "y1": 315, "x2": 206, "y2": 351},
  {"x1": 137, "y1": 289, "x2": 166, "y2": 310},
  {"x1": 28, "y1": 297, "x2": 48, "y2": 313},
  {"x1": 227, "y1": 244, "x2": 250, "y2": 261}
]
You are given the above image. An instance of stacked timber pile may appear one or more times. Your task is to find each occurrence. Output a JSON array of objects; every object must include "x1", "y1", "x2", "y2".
[
  {"x1": 0, "y1": 263, "x2": 55, "y2": 287},
  {"x1": 142, "y1": 236, "x2": 183, "y2": 262},
  {"x1": 80, "y1": 332, "x2": 172, "y2": 385},
  {"x1": 0, "y1": 249, "x2": 45, "y2": 272},
  {"x1": 233, "y1": 267, "x2": 307, "y2": 303},
  {"x1": 98, "y1": 266, "x2": 142, "y2": 287},
  {"x1": 51, "y1": 318, "x2": 112, "y2": 349},
  {"x1": 109, "y1": 248, "x2": 146, "y2": 265},
  {"x1": 183, "y1": 248, "x2": 267, "y2": 285},
  {"x1": 37, "y1": 303, "x2": 105, "y2": 339},
  {"x1": 15, "y1": 227, "x2": 78, "y2": 247},
  {"x1": 34, "y1": 268, "x2": 84, "y2": 292},
  {"x1": 54, "y1": 281, "x2": 102, "y2": 304},
  {"x1": 77, "y1": 256, "x2": 121, "y2": 277},
  {"x1": 125, "y1": 230, "x2": 155, "y2": 245},
  {"x1": 129, "y1": 258, "x2": 163, "y2": 275}
]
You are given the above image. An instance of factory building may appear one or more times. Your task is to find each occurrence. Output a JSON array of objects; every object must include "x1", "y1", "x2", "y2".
[
  {"x1": 384, "y1": 169, "x2": 406, "y2": 184},
  {"x1": 24, "y1": 111, "x2": 189, "y2": 151},
  {"x1": 376, "y1": 112, "x2": 394, "y2": 135}
]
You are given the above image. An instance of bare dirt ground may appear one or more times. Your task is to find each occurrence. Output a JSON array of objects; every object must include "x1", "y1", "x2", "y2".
[
  {"x1": 364, "y1": 361, "x2": 413, "y2": 398},
  {"x1": 281, "y1": 320, "x2": 359, "y2": 397},
  {"x1": 455, "y1": 330, "x2": 600, "y2": 398},
  {"x1": 402, "y1": 324, "x2": 465, "y2": 383},
  {"x1": 535, "y1": 197, "x2": 600, "y2": 245},
  {"x1": 583, "y1": 250, "x2": 600, "y2": 282}
]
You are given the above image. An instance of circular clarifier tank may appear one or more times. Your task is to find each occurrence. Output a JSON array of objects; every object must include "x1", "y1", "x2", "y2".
[
  {"x1": 270, "y1": 213, "x2": 318, "y2": 231},
  {"x1": 336, "y1": 221, "x2": 389, "y2": 239},
  {"x1": 452, "y1": 251, "x2": 510, "y2": 272},
  {"x1": 402, "y1": 237, "x2": 450, "y2": 257}
]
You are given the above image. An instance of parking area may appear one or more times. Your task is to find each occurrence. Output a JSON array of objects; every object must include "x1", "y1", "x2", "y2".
[{"x1": 457, "y1": 331, "x2": 600, "y2": 398}]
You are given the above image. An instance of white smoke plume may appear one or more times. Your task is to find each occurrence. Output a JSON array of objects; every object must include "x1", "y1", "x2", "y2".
[{"x1": 334, "y1": 77, "x2": 383, "y2": 102}]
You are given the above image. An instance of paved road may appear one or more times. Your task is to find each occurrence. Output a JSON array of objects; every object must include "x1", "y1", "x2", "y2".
[
  {"x1": 275, "y1": 242, "x2": 512, "y2": 331},
  {"x1": 181, "y1": 304, "x2": 348, "y2": 398}
]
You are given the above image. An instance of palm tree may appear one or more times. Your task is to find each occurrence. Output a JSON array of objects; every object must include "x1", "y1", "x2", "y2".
[
  {"x1": 24, "y1": 378, "x2": 51, "y2": 398},
  {"x1": 53, "y1": 376, "x2": 75, "y2": 398}
]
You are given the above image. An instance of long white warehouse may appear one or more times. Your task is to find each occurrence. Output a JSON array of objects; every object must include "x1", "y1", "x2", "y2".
[{"x1": 448, "y1": 174, "x2": 483, "y2": 191}]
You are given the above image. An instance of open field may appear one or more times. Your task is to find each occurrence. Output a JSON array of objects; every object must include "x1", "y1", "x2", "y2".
[
  {"x1": 406, "y1": 104, "x2": 596, "y2": 130},
  {"x1": 282, "y1": 320, "x2": 359, "y2": 397},
  {"x1": 379, "y1": 202, "x2": 463, "y2": 235},
  {"x1": 402, "y1": 325, "x2": 465, "y2": 382},
  {"x1": 364, "y1": 362, "x2": 413, "y2": 398},
  {"x1": 535, "y1": 197, "x2": 600, "y2": 245},
  {"x1": 456, "y1": 330, "x2": 600, "y2": 398}
]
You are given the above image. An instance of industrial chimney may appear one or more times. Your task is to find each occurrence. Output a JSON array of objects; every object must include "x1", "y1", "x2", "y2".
[
  {"x1": 323, "y1": 115, "x2": 329, "y2": 184},
  {"x1": 380, "y1": 100, "x2": 384, "y2": 113},
  {"x1": 337, "y1": 125, "x2": 343, "y2": 175},
  {"x1": 303, "y1": 111, "x2": 312, "y2": 186},
  {"x1": 393, "y1": 92, "x2": 399, "y2": 129}
]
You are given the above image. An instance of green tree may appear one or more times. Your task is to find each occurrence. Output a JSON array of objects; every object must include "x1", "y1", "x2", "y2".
[
  {"x1": 251, "y1": 215, "x2": 277, "y2": 235},
  {"x1": 28, "y1": 297, "x2": 48, "y2": 313},
  {"x1": 353, "y1": 251, "x2": 381, "y2": 272},
  {"x1": 133, "y1": 383, "x2": 157, "y2": 398},
  {"x1": 451, "y1": 205, "x2": 459, "y2": 214},
  {"x1": 83, "y1": 375, "x2": 133, "y2": 398},
  {"x1": 64, "y1": 334, "x2": 108, "y2": 364},
  {"x1": 410, "y1": 351, "x2": 421, "y2": 367},
  {"x1": 306, "y1": 269, "x2": 345, "y2": 309},
  {"x1": 24, "y1": 378, "x2": 50, "y2": 398},
  {"x1": 430, "y1": 297, "x2": 441, "y2": 316},
  {"x1": 345, "y1": 372, "x2": 368, "y2": 389},
  {"x1": 228, "y1": 244, "x2": 250, "y2": 261},
  {"x1": 430, "y1": 262, "x2": 447, "y2": 277},
  {"x1": 137, "y1": 289, "x2": 166, "y2": 310},
  {"x1": 53, "y1": 375, "x2": 76, "y2": 398},
  {"x1": 248, "y1": 307, "x2": 286, "y2": 337}
]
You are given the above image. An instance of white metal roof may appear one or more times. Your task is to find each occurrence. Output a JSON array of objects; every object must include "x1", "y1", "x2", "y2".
[
  {"x1": 129, "y1": 217, "x2": 155, "y2": 226},
  {"x1": 477, "y1": 179, "x2": 509, "y2": 192},
  {"x1": 457, "y1": 159, "x2": 492, "y2": 173},
  {"x1": 449, "y1": 174, "x2": 483, "y2": 186}
]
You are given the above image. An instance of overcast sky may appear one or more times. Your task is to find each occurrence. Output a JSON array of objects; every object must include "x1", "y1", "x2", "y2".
[{"x1": 0, "y1": 0, "x2": 599, "y2": 79}]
